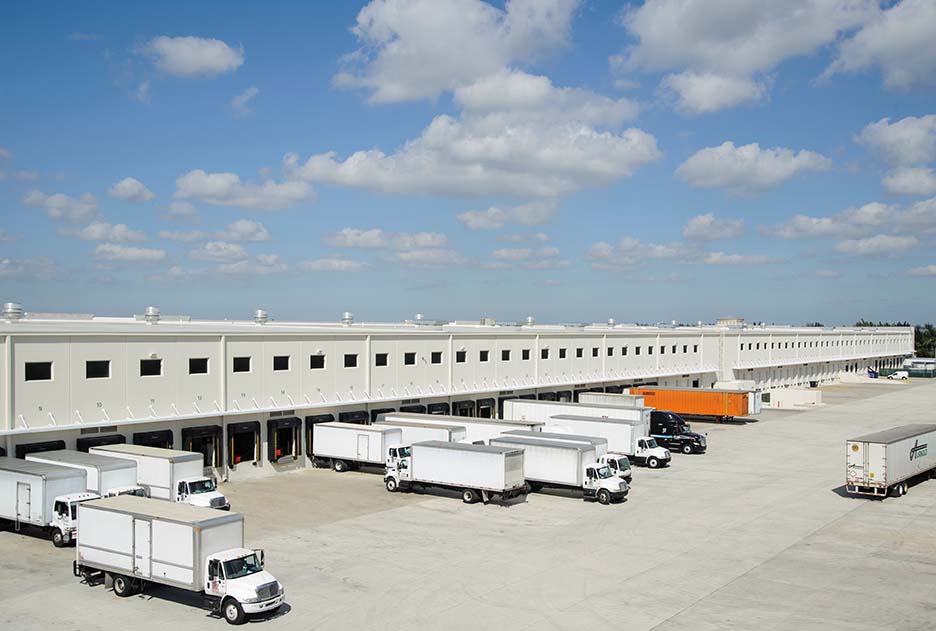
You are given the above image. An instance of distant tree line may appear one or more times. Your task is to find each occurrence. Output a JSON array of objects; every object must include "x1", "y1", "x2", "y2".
[{"x1": 854, "y1": 320, "x2": 936, "y2": 358}]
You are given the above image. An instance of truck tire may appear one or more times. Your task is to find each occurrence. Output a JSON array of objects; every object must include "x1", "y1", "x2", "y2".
[
  {"x1": 890, "y1": 484, "x2": 903, "y2": 498},
  {"x1": 681, "y1": 444, "x2": 693, "y2": 454},
  {"x1": 51, "y1": 528, "x2": 66, "y2": 548},
  {"x1": 462, "y1": 488, "x2": 479, "y2": 504},
  {"x1": 647, "y1": 457, "x2": 660, "y2": 469},
  {"x1": 333, "y1": 459, "x2": 348, "y2": 473},
  {"x1": 597, "y1": 489, "x2": 611, "y2": 505},
  {"x1": 385, "y1": 477, "x2": 399, "y2": 492},
  {"x1": 222, "y1": 598, "x2": 246, "y2": 625},
  {"x1": 112, "y1": 574, "x2": 135, "y2": 597}
]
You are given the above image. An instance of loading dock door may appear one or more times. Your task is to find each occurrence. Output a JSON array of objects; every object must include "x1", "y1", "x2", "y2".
[
  {"x1": 572, "y1": 389, "x2": 587, "y2": 403},
  {"x1": 556, "y1": 391, "x2": 572, "y2": 403},
  {"x1": 76, "y1": 434, "x2": 126, "y2": 453},
  {"x1": 15, "y1": 440, "x2": 66, "y2": 459},
  {"x1": 427, "y1": 403, "x2": 449, "y2": 415},
  {"x1": 538, "y1": 392, "x2": 557, "y2": 401},
  {"x1": 227, "y1": 422, "x2": 260, "y2": 467},
  {"x1": 370, "y1": 408, "x2": 396, "y2": 423},
  {"x1": 477, "y1": 398, "x2": 495, "y2": 419},
  {"x1": 266, "y1": 417, "x2": 301, "y2": 463},
  {"x1": 133, "y1": 430, "x2": 174, "y2": 449},
  {"x1": 338, "y1": 410, "x2": 369, "y2": 425},
  {"x1": 452, "y1": 400, "x2": 475, "y2": 417},
  {"x1": 305, "y1": 414, "x2": 335, "y2": 458},
  {"x1": 182, "y1": 426, "x2": 222, "y2": 467},
  {"x1": 400, "y1": 404, "x2": 428, "y2": 414},
  {"x1": 605, "y1": 385, "x2": 624, "y2": 394},
  {"x1": 133, "y1": 519, "x2": 151, "y2": 578},
  {"x1": 497, "y1": 396, "x2": 519, "y2": 419}
]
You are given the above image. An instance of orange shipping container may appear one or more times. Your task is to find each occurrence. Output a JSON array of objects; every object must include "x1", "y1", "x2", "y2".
[{"x1": 629, "y1": 387, "x2": 749, "y2": 420}]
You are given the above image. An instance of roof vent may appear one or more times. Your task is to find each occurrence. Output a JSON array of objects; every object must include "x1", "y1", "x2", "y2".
[
  {"x1": 608, "y1": 318, "x2": 616, "y2": 327},
  {"x1": 254, "y1": 309, "x2": 268, "y2": 325},
  {"x1": 341, "y1": 311, "x2": 354, "y2": 326},
  {"x1": 3, "y1": 302, "x2": 24, "y2": 321},
  {"x1": 414, "y1": 313, "x2": 424, "y2": 322},
  {"x1": 144, "y1": 306, "x2": 161, "y2": 324},
  {"x1": 524, "y1": 316, "x2": 535, "y2": 326}
]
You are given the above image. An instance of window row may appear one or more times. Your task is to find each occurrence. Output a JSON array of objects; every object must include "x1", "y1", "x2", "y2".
[
  {"x1": 740, "y1": 338, "x2": 884, "y2": 352},
  {"x1": 24, "y1": 358, "x2": 212, "y2": 382}
]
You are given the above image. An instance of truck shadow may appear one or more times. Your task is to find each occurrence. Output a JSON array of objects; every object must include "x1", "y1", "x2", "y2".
[{"x1": 135, "y1": 584, "x2": 290, "y2": 623}]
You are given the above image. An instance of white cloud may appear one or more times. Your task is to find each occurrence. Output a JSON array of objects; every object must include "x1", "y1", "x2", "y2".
[
  {"x1": 323, "y1": 228, "x2": 450, "y2": 251},
  {"x1": 617, "y1": 236, "x2": 686, "y2": 260},
  {"x1": 217, "y1": 254, "x2": 288, "y2": 276},
  {"x1": 883, "y1": 167, "x2": 936, "y2": 196},
  {"x1": 158, "y1": 229, "x2": 205, "y2": 242},
  {"x1": 767, "y1": 198, "x2": 936, "y2": 239},
  {"x1": 676, "y1": 141, "x2": 831, "y2": 194},
  {"x1": 835, "y1": 234, "x2": 918, "y2": 256},
  {"x1": 334, "y1": 0, "x2": 578, "y2": 103},
  {"x1": 856, "y1": 115, "x2": 936, "y2": 167},
  {"x1": 148, "y1": 265, "x2": 203, "y2": 282},
  {"x1": 323, "y1": 228, "x2": 387, "y2": 248},
  {"x1": 137, "y1": 36, "x2": 244, "y2": 78},
  {"x1": 457, "y1": 199, "x2": 558, "y2": 230},
  {"x1": 908, "y1": 264, "x2": 936, "y2": 276},
  {"x1": 384, "y1": 248, "x2": 468, "y2": 269},
  {"x1": 215, "y1": 219, "x2": 271, "y2": 242},
  {"x1": 824, "y1": 0, "x2": 936, "y2": 90},
  {"x1": 496, "y1": 232, "x2": 550, "y2": 243},
  {"x1": 61, "y1": 221, "x2": 146, "y2": 242},
  {"x1": 0, "y1": 256, "x2": 56, "y2": 280},
  {"x1": 93, "y1": 243, "x2": 166, "y2": 262},
  {"x1": 188, "y1": 241, "x2": 248, "y2": 262},
  {"x1": 14, "y1": 170, "x2": 39, "y2": 182},
  {"x1": 809, "y1": 270, "x2": 842, "y2": 279},
  {"x1": 660, "y1": 72, "x2": 767, "y2": 114},
  {"x1": 108, "y1": 177, "x2": 154, "y2": 202},
  {"x1": 23, "y1": 190, "x2": 99, "y2": 223},
  {"x1": 299, "y1": 258, "x2": 370, "y2": 273},
  {"x1": 682, "y1": 213, "x2": 744, "y2": 241},
  {"x1": 492, "y1": 248, "x2": 532, "y2": 261},
  {"x1": 135, "y1": 80, "x2": 151, "y2": 104},
  {"x1": 392, "y1": 232, "x2": 448, "y2": 249},
  {"x1": 702, "y1": 251, "x2": 772, "y2": 265},
  {"x1": 228, "y1": 86, "x2": 259, "y2": 117},
  {"x1": 165, "y1": 200, "x2": 199, "y2": 220},
  {"x1": 0, "y1": 146, "x2": 11, "y2": 161},
  {"x1": 175, "y1": 169, "x2": 315, "y2": 211}
]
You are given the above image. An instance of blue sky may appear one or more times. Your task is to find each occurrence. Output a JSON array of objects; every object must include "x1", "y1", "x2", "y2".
[{"x1": 1, "y1": 0, "x2": 935, "y2": 325}]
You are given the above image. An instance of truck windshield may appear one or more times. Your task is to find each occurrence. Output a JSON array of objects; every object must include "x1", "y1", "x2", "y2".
[
  {"x1": 616, "y1": 458, "x2": 631, "y2": 471},
  {"x1": 596, "y1": 466, "x2": 613, "y2": 479},
  {"x1": 645, "y1": 438, "x2": 658, "y2": 449},
  {"x1": 188, "y1": 479, "x2": 217, "y2": 494},
  {"x1": 223, "y1": 554, "x2": 263, "y2": 580},
  {"x1": 398, "y1": 446, "x2": 411, "y2": 458}
]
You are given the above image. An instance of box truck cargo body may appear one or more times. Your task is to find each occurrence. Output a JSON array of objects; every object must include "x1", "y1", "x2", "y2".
[
  {"x1": 846, "y1": 424, "x2": 936, "y2": 498},
  {"x1": 89, "y1": 444, "x2": 229, "y2": 510},
  {"x1": 546, "y1": 415, "x2": 671, "y2": 468},
  {"x1": 489, "y1": 436, "x2": 628, "y2": 504},
  {"x1": 503, "y1": 398, "x2": 652, "y2": 427},
  {"x1": 26, "y1": 450, "x2": 143, "y2": 497},
  {"x1": 0, "y1": 457, "x2": 98, "y2": 546},
  {"x1": 385, "y1": 441, "x2": 527, "y2": 504},
  {"x1": 578, "y1": 392, "x2": 645, "y2": 408},
  {"x1": 312, "y1": 422, "x2": 402, "y2": 472},
  {"x1": 373, "y1": 419, "x2": 467, "y2": 444},
  {"x1": 500, "y1": 430, "x2": 633, "y2": 481},
  {"x1": 629, "y1": 387, "x2": 750, "y2": 421},
  {"x1": 378, "y1": 412, "x2": 542, "y2": 443},
  {"x1": 74, "y1": 496, "x2": 284, "y2": 624}
]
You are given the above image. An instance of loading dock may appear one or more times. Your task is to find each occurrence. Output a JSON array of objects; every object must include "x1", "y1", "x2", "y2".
[
  {"x1": 132, "y1": 430, "x2": 174, "y2": 449},
  {"x1": 226, "y1": 421, "x2": 260, "y2": 466},
  {"x1": 498, "y1": 396, "x2": 519, "y2": 418},
  {"x1": 400, "y1": 404, "x2": 428, "y2": 414},
  {"x1": 180, "y1": 425, "x2": 222, "y2": 467},
  {"x1": 538, "y1": 392, "x2": 557, "y2": 401},
  {"x1": 305, "y1": 414, "x2": 335, "y2": 458},
  {"x1": 452, "y1": 400, "x2": 475, "y2": 417},
  {"x1": 267, "y1": 417, "x2": 301, "y2": 463},
  {"x1": 476, "y1": 398, "x2": 495, "y2": 419},
  {"x1": 556, "y1": 391, "x2": 572, "y2": 402},
  {"x1": 370, "y1": 408, "x2": 396, "y2": 423},
  {"x1": 427, "y1": 402, "x2": 449, "y2": 415},
  {"x1": 75, "y1": 434, "x2": 126, "y2": 453},
  {"x1": 338, "y1": 410, "x2": 369, "y2": 425},
  {"x1": 15, "y1": 440, "x2": 66, "y2": 459},
  {"x1": 605, "y1": 385, "x2": 624, "y2": 394},
  {"x1": 573, "y1": 389, "x2": 587, "y2": 402}
]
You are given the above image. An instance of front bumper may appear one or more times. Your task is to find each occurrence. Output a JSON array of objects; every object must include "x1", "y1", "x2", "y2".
[{"x1": 242, "y1": 593, "x2": 285, "y2": 614}]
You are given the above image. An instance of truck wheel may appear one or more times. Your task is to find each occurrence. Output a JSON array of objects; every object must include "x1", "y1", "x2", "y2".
[
  {"x1": 51, "y1": 529, "x2": 66, "y2": 548},
  {"x1": 681, "y1": 444, "x2": 693, "y2": 455},
  {"x1": 647, "y1": 457, "x2": 660, "y2": 469},
  {"x1": 890, "y1": 484, "x2": 903, "y2": 498},
  {"x1": 462, "y1": 489, "x2": 479, "y2": 504},
  {"x1": 222, "y1": 598, "x2": 246, "y2": 625},
  {"x1": 113, "y1": 574, "x2": 135, "y2": 597},
  {"x1": 333, "y1": 460, "x2": 348, "y2": 473},
  {"x1": 385, "y1": 477, "x2": 399, "y2": 492},
  {"x1": 597, "y1": 489, "x2": 611, "y2": 505}
]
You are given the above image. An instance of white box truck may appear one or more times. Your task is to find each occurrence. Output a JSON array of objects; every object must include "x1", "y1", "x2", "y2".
[
  {"x1": 311, "y1": 422, "x2": 402, "y2": 472},
  {"x1": 489, "y1": 436, "x2": 628, "y2": 504},
  {"x1": 578, "y1": 392, "x2": 645, "y2": 408},
  {"x1": 500, "y1": 430, "x2": 633, "y2": 482},
  {"x1": 385, "y1": 441, "x2": 528, "y2": 504},
  {"x1": 378, "y1": 412, "x2": 542, "y2": 443},
  {"x1": 26, "y1": 450, "x2": 145, "y2": 497},
  {"x1": 373, "y1": 418, "x2": 467, "y2": 443},
  {"x1": 73, "y1": 495, "x2": 284, "y2": 625},
  {"x1": 846, "y1": 424, "x2": 936, "y2": 498},
  {"x1": 548, "y1": 414, "x2": 671, "y2": 468},
  {"x1": 0, "y1": 457, "x2": 99, "y2": 547},
  {"x1": 90, "y1": 444, "x2": 229, "y2": 510}
]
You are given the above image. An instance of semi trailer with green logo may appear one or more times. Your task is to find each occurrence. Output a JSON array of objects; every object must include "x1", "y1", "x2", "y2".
[{"x1": 846, "y1": 424, "x2": 936, "y2": 498}]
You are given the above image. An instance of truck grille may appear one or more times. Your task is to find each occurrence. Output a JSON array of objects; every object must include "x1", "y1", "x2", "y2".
[
  {"x1": 210, "y1": 497, "x2": 226, "y2": 508},
  {"x1": 256, "y1": 581, "x2": 280, "y2": 601}
]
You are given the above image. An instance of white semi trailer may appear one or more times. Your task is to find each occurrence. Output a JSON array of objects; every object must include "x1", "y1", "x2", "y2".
[
  {"x1": 379, "y1": 412, "x2": 542, "y2": 443},
  {"x1": 90, "y1": 444, "x2": 229, "y2": 510},
  {"x1": 0, "y1": 457, "x2": 99, "y2": 547},
  {"x1": 489, "y1": 436, "x2": 628, "y2": 504},
  {"x1": 311, "y1": 422, "x2": 402, "y2": 472},
  {"x1": 385, "y1": 441, "x2": 528, "y2": 504},
  {"x1": 846, "y1": 424, "x2": 936, "y2": 498},
  {"x1": 74, "y1": 495, "x2": 284, "y2": 625},
  {"x1": 26, "y1": 450, "x2": 144, "y2": 497},
  {"x1": 548, "y1": 415, "x2": 671, "y2": 468},
  {"x1": 373, "y1": 418, "x2": 467, "y2": 443},
  {"x1": 498, "y1": 429, "x2": 632, "y2": 481},
  {"x1": 503, "y1": 398, "x2": 652, "y2": 427},
  {"x1": 578, "y1": 392, "x2": 645, "y2": 408}
]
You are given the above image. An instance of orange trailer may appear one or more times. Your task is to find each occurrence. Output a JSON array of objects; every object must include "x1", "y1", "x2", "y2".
[{"x1": 629, "y1": 387, "x2": 749, "y2": 422}]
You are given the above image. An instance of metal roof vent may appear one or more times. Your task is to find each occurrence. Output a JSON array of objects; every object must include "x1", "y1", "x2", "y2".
[
  {"x1": 524, "y1": 316, "x2": 535, "y2": 326},
  {"x1": 3, "y1": 302, "x2": 24, "y2": 321},
  {"x1": 144, "y1": 306, "x2": 161, "y2": 324},
  {"x1": 414, "y1": 313, "x2": 424, "y2": 322},
  {"x1": 608, "y1": 318, "x2": 616, "y2": 326},
  {"x1": 341, "y1": 311, "x2": 354, "y2": 326},
  {"x1": 254, "y1": 309, "x2": 268, "y2": 325}
]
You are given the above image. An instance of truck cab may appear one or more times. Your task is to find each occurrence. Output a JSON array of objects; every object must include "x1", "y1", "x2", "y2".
[
  {"x1": 650, "y1": 411, "x2": 707, "y2": 454},
  {"x1": 204, "y1": 548, "x2": 284, "y2": 624},
  {"x1": 176, "y1": 477, "x2": 230, "y2": 510},
  {"x1": 51, "y1": 491, "x2": 100, "y2": 547},
  {"x1": 597, "y1": 452, "x2": 632, "y2": 481},
  {"x1": 633, "y1": 437, "x2": 671, "y2": 468},
  {"x1": 385, "y1": 445, "x2": 411, "y2": 485},
  {"x1": 582, "y1": 464, "x2": 629, "y2": 504}
]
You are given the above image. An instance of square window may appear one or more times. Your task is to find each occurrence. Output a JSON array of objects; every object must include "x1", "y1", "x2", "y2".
[
  {"x1": 672, "y1": 345, "x2": 677, "y2": 354},
  {"x1": 622, "y1": 347, "x2": 628, "y2": 356},
  {"x1": 375, "y1": 353, "x2": 389, "y2": 367},
  {"x1": 693, "y1": 345, "x2": 698, "y2": 353},
  {"x1": 273, "y1": 355, "x2": 290, "y2": 371},
  {"x1": 649, "y1": 346, "x2": 654, "y2": 355},
  {"x1": 140, "y1": 359, "x2": 162, "y2": 377},
  {"x1": 233, "y1": 356, "x2": 251, "y2": 373},
  {"x1": 576, "y1": 348, "x2": 584, "y2": 358},
  {"x1": 682, "y1": 345, "x2": 688, "y2": 353},
  {"x1": 541, "y1": 348, "x2": 549, "y2": 360},
  {"x1": 592, "y1": 347, "x2": 599, "y2": 357},
  {"x1": 456, "y1": 350, "x2": 467, "y2": 363},
  {"x1": 188, "y1": 358, "x2": 208, "y2": 375},
  {"x1": 636, "y1": 346, "x2": 641, "y2": 355},
  {"x1": 86, "y1": 360, "x2": 110, "y2": 379},
  {"x1": 310, "y1": 355, "x2": 325, "y2": 370},
  {"x1": 404, "y1": 352, "x2": 416, "y2": 365},
  {"x1": 480, "y1": 350, "x2": 489, "y2": 362},
  {"x1": 660, "y1": 346, "x2": 665, "y2": 354},
  {"x1": 559, "y1": 348, "x2": 567, "y2": 359},
  {"x1": 607, "y1": 347, "x2": 614, "y2": 356},
  {"x1": 502, "y1": 349, "x2": 511, "y2": 361},
  {"x1": 522, "y1": 349, "x2": 531, "y2": 360},
  {"x1": 431, "y1": 351, "x2": 443, "y2": 364},
  {"x1": 344, "y1": 354, "x2": 358, "y2": 368},
  {"x1": 25, "y1": 361, "x2": 53, "y2": 381}
]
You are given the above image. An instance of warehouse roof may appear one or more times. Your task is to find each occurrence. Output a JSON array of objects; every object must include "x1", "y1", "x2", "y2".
[{"x1": 850, "y1": 424, "x2": 936, "y2": 444}]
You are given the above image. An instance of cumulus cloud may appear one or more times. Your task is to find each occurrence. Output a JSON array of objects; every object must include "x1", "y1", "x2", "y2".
[
  {"x1": 93, "y1": 243, "x2": 166, "y2": 262},
  {"x1": 682, "y1": 213, "x2": 744, "y2": 241},
  {"x1": 188, "y1": 241, "x2": 248, "y2": 262},
  {"x1": 299, "y1": 258, "x2": 370, "y2": 273},
  {"x1": 392, "y1": 232, "x2": 448, "y2": 249},
  {"x1": 496, "y1": 232, "x2": 550, "y2": 243},
  {"x1": 334, "y1": 0, "x2": 578, "y2": 103},
  {"x1": 165, "y1": 200, "x2": 199, "y2": 220},
  {"x1": 0, "y1": 256, "x2": 57, "y2": 280},
  {"x1": 158, "y1": 229, "x2": 205, "y2": 242},
  {"x1": 228, "y1": 86, "x2": 259, "y2": 117},
  {"x1": 457, "y1": 199, "x2": 558, "y2": 230},
  {"x1": 108, "y1": 177, "x2": 154, "y2": 202},
  {"x1": 135, "y1": 80, "x2": 151, "y2": 104},
  {"x1": 384, "y1": 248, "x2": 469, "y2": 269},
  {"x1": 175, "y1": 169, "x2": 315, "y2": 211},
  {"x1": 823, "y1": 0, "x2": 936, "y2": 90},
  {"x1": 766, "y1": 198, "x2": 936, "y2": 239},
  {"x1": 908, "y1": 264, "x2": 936, "y2": 276},
  {"x1": 702, "y1": 251, "x2": 773, "y2": 265},
  {"x1": 23, "y1": 190, "x2": 99, "y2": 223},
  {"x1": 883, "y1": 167, "x2": 936, "y2": 196},
  {"x1": 835, "y1": 234, "x2": 918, "y2": 256},
  {"x1": 676, "y1": 141, "x2": 831, "y2": 194},
  {"x1": 137, "y1": 36, "x2": 244, "y2": 78},
  {"x1": 323, "y1": 228, "x2": 387, "y2": 248},
  {"x1": 660, "y1": 72, "x2": 767, "y2": 114},
  {"x1": 215, "y1": 219, "x2": 271, "y2": 242},
  {"x1": 61, "y1": 221, "x2": 146, "y2": 242},
  {"x1": 217, "y1": 254, "x2": 288, "y2": 276},
  {"x1": 857, "y1": 115, "x2": 936, "y2": 166}
]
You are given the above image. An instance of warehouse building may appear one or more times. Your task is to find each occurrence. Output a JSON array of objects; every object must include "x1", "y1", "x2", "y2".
[{"x1": 0, "y1": 303, "x2": 912, "y2": 480}]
